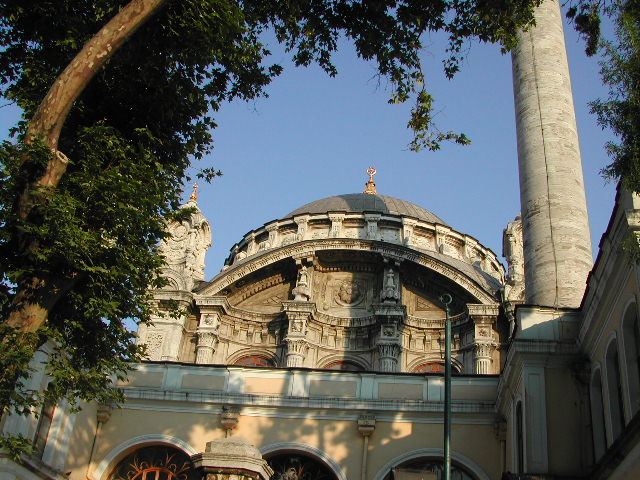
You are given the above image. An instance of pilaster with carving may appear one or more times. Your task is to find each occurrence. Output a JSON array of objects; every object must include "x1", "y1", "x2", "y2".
[
  {"x1": 139, "y1": 292, "x2": 193, "y2": 361},
  {"x1": 468, "y1": 304, "x2": 499, "y2": 374},
  {"x1": 294, "y1": 215, "x2": 309, "y2": 242},
  {"x1": 194, "y1": 311, "x2": 221, "y2": 364},
  {"x1": 402, "y1": 218, "x2": 417, "y2": 247},
  {"x1": 329, "y1": 213, "x2": 345, "y2": 238},
  {"x1": 374, "y1": 302, "x2": 405, "y2": 372},
  {"x1": 266, "y1": 222, "x2": 279, "y2": 248},
  {"x1": 282, "y1": 302, "x2": 315, "y2": 367},
  {"x1": 364, "y1": 214, "x2": 381, "y2": 241}
]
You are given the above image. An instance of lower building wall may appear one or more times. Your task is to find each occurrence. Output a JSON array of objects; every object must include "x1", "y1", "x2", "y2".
[
  {"x1": 545, "y1": 367, "x2": 588, "y2": 476},
  {"x1": 65, "y1": 405, "x2": 501, "y2": 480}
]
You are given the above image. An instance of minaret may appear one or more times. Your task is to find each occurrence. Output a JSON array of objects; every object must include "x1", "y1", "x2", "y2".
[{"x1": 511, "y1": 0, "x2": 593, "y2": 308}]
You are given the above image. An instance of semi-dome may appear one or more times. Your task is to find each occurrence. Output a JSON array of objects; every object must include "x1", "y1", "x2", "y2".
[{"x1": 285, "y1": 193, "x2": 448, "y2": 225}]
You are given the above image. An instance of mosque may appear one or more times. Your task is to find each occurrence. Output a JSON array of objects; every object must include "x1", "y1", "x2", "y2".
[{"x1": 2, "y1": 1, "x2": 640, "y2": 479}]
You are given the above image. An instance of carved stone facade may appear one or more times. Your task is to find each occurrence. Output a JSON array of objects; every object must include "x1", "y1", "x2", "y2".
[{"x1": 138, "y1": 193, "x2": 505, "y2": 375}]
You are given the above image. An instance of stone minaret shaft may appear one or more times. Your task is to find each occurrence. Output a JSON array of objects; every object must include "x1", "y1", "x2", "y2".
[{"x1": 512, "y1": 0, "x2": 593, "y2": 308}]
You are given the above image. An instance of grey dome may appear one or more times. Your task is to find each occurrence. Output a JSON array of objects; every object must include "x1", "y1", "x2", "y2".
[{"x1": 285, "y1": 193, "x2": 448, "y2": 225}]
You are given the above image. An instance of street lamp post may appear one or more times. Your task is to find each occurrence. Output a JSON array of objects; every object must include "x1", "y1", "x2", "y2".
[{"x1": 440, "y1": 293, "x2": 453, "y2": 480}]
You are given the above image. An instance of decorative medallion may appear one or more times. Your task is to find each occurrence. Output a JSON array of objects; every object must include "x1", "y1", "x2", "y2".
[{"x1": 334, "y1": 280, "x2": 364, "y2": 307}]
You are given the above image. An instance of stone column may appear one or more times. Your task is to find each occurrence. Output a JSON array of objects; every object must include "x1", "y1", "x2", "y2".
[
  {"x1": 468, "y1": 304, "x2": 499, "y2": 374},
  {"x1": 196, "y1": 313, "x2": 220, "y2": 364},
  {"x1": 282, "y1": 301, "x2": 314, "y2": 367},
  {"x1": 196, "y1": 332, "x2": 219, "y2": 364},
  {"x1": 377, "y1": 342, "x2": 401, "y2": 372},
  {"x1": 474, "y1": 342, "x2": 497, "y2": 375},
  {"x1": 512, "y1": 0, "x2": 593, "y2": 308},
  {"x1": 374, "y1": 304, "x2": 405, "y2": 372},
  {"x1": 191, "y1": 437, "x2": 273, "y2": 480}
]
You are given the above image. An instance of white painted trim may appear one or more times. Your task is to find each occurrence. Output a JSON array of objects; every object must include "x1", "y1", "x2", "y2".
[
  {"x1": 260, "y1": 442, "x2": 347, "y2": 480},
  {"x1": 370, "y1": 448, "x2": 490, "y2": 480},
  {"x1": 42, "y1": 399, "x2": 69, "y2": 468},
  {"x1": 91, "y1": 434, "x2": 197, "y2": 480}
]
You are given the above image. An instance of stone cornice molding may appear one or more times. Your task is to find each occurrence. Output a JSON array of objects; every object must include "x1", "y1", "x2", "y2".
[{"x1": 202, "y1": 240, "x2": 498, "y2": 304}]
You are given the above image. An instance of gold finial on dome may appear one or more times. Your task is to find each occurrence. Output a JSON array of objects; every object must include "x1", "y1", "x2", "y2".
[
  {"x1": 364, "y1": 167, "x2": 377, "y2": 194},
  {"x1": 190, "y1": 183, "x2": 199, "y2": 201}
]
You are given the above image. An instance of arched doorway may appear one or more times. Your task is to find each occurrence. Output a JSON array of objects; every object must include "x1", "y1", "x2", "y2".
[
  {"x1": 266, "y1": 452, "x2": 338, "y2": 480},
  {"x1": 108, "y1": 445, "x2": 198, "y2": 480}
]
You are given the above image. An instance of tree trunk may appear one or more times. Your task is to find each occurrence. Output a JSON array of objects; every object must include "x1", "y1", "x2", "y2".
[
  {"x1": 9, "y1": 0, "x2": 169, "y2": 334},
  {"x1": 5, "y1": 275, "x2": 79, "y2": 332},
  {"x1": 19, "y1": 0, "x2": 169, "y2": 221}
]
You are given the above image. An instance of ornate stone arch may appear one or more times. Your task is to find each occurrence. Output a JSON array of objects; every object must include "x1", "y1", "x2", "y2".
[
  {"x1": 92, "y1": 434, "x2": 197, "y2": 480},
  {"x1": 371, "y1": 448, "x2": 490, "y2": 480},
  {"x1": 406, "y1": 356, "x2": 462, "y2": 374},
  {"x1": 158, "y1": 270, "x2": 184, "y2": 291},
  {"x1": 202, "y1": 240, "x2": 498, "y2": 305},
  {"x1": 227, "y1": 347, "x2": 279, "y2": 367},
  {"x1": 318, "y1": 353, "x2": 371, "y2": 371},
  {"x1": 260, "y1": 442, "x2": 346, "y2": 480}
]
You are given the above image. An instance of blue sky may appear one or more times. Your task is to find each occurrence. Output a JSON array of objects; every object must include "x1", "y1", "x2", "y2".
[{"x1": 0, "y1": 13, "x2": 618, "y2": 280}]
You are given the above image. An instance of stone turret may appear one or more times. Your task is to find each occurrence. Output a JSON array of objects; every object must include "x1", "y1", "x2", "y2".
[
  {"x1": 158, "y1": 184, "x2": 212, "y2": 292},
  {"x1": 511, "y1": 0, "x2": 593, "y2": 308},
  {"x1": 137, "y1": 185, "x2": 212, "y2": 361}
]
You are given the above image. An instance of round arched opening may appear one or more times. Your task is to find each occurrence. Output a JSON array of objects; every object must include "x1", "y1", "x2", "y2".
[
  {"x1": 323, "y1": 360, "x2": 364, "y2": 372},
  {"x1": 234, "y1": 355, "x2": 275, "y2": 367},
  {"x1": 266, "y1": 451, "x2": 338, "y2": 480},
  {"x1": 384, "y1": 458, "x2": 476, "y2": 480},
  {"x1": 413, "y1": 363, "x2": 445, "y2": 374},
  {"x1": 108, "y1": 445, "x2": 197, "y2": 480}
]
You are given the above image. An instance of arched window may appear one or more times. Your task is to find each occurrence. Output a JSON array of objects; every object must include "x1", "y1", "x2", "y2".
[
  {"x1": 622, "y1": 303, "x2": 640, "y2": 417},
  {"x1": 606, "y1": 340, "x2": 625, "y2": 440},
  {"x1": 322, "y1": 361, "x2": 364, "y2": 372},
  {"x1": 590, "y1": 369, "x2": 607, "y2": 461},
  {"x1": 108, "y1": 445, "x2": 198, "y2": 480},
  {"x1": 234, "y1": 355, "x2": 275, "y2": 368},
  {"x1": 267, "y1": 452, "x2": 338, "y2": 480},
  {"x1": 413, "y1": 363, "x2": 445, "y2": 374},
  {"x1": 34, "y1": 392, "x2": 56, "y2": 458}
]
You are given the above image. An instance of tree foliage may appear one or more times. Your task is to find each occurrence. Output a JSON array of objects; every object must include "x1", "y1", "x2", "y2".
[
  {"x1": 0, "y1": 0, "x2": 540, "y2": 453},
  {"x1": 585, "y1": 0, "x2": 640, "y2": 194}
]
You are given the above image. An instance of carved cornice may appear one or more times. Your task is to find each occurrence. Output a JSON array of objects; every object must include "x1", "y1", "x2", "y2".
[{"x1": 203, "y1": 240, "x2": 498, "y2": 304}]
